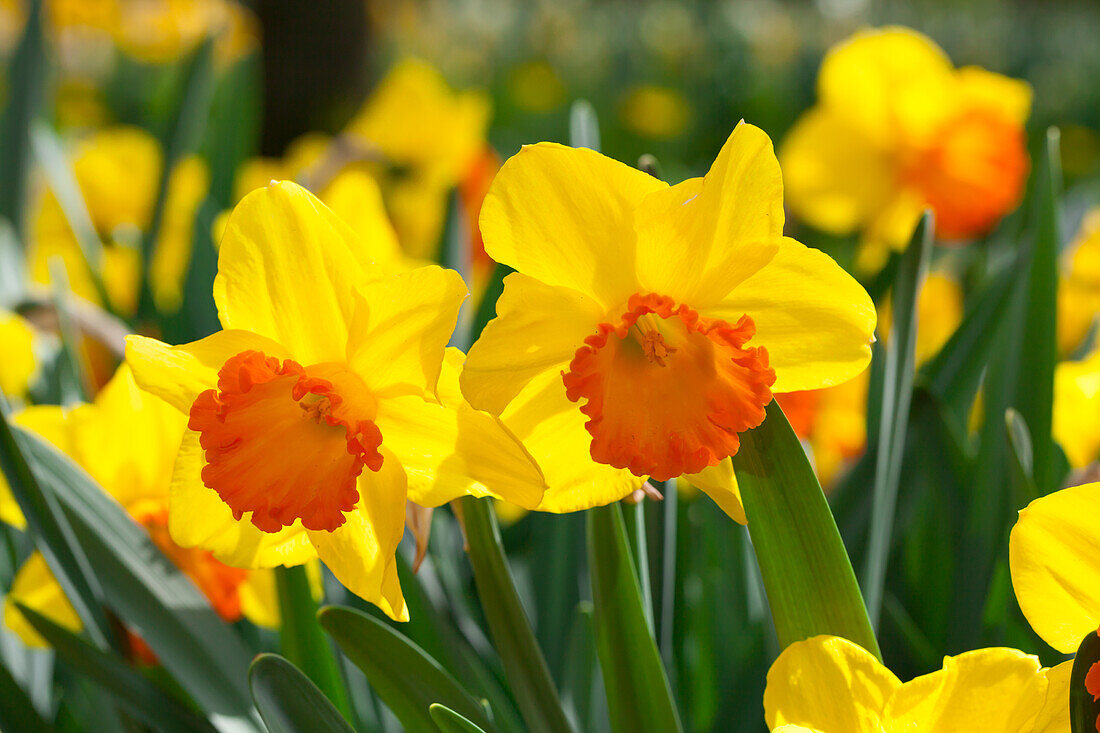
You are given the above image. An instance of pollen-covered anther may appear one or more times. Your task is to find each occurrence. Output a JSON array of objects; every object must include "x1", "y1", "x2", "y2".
[
  {"x1": 189, "y1": 350, "x2": 383, "y2": 534},
  {"x1": 562, "y1": 293, "x2": 776, "y2": 481}
]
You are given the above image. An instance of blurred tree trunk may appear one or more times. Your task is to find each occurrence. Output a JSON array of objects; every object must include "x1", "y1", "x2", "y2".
[{"x1": 256, "y1": 0, "x2": 369, "y2": 155}]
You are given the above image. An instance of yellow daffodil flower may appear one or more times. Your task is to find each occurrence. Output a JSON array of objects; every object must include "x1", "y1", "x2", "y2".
[
  {"x1": 764, "y1": 635, "x2": 1070, "y2": 732},
  {"x1": 1010, "y1": 481, "x2": 1100, "y2": 731},
  {"x1": 460, "y1": 123, "x2": 876, "y2": 521},
  {"x1": 111, "y1": 0, "x2": 257, "y2": 66},
  {"x1": 1053, "y1": 348, "x2": 1100, "y2": 468},
  {"x1": 125, "y1": 181, "x2": 546, "y2": 621},
  {"x1": 781, "y1": 27, "x2": 1031, "y2": 271},
  {"x1": 618, "y1": 84, "x2": 692, "y2": 140},
  {"x1": 29, "y1": 125, "x2": 209, "y2": 315},
  {"x1": 1058, "y1": 208, "x2": 1100, "y2": 356},
  {"x1": 1, "y1": 365, "x2": 279, "y2": 647},
  {"x1": 0, "y1": 310, "x2": 38, "y2": 399},
  {"x1": 344, "y1": 59, "x2": 492, "y2": 259}
]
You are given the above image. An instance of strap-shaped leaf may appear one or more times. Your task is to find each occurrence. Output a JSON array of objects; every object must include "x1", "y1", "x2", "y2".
[
  {"x1": 249, "y1": 654, "x2": 354, "y2": 733},
  {"x1": 319, "y1": 605, "x2": 495, "y2": 732},
  {"x1": 430, "y1": 703, "x2": 489, "y2": 733}
]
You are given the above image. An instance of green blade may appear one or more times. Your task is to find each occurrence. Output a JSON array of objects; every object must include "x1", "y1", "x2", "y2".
[
  {"x1": 0, "y1": 655, "x2": 50, "y2": 733},
  {"x1": 861, "y1": 211, "x2": 933, "y2": 626},
  {"x1": 733, "y1": 400, "x2": 881, "y2": 659},
  {"x1": 14, "y1": 427, "x2": 260, "y2": 728},
  {"x1": 0, "y1": 0, "x2": 46, "y2": 240},
  {"x1": 17, "y1": 603, "x2": 217, "y2": 733},
  {"x1": 318, "y1": 605, "x2": 496, "y2": 733},
  {"x1": 274, "y1": 565, "x2": 351, "y2": 720},
  {"x1": 248, "y1": 654, "x2": 355, "y2": 733},
  {"x1": 429, "y1": 704, "x2": 489, "y2": 733},
  {"x1": 460, "y1": 496, "x2": 574, "y2": 733},
  {"x1": 587, "y1": 502, "x2": 682, "y2": 733}
]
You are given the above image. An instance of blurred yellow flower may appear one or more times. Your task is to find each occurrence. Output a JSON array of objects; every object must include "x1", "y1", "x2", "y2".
[
  {"x1": 1058, "y1": 207, "x2": 1100, "y2": 356},
  {"x1": 781, "y1": 27, "x2": 1031, "y2": 271},
  {"x1": 877, "y1": 271, "x2": 965, "y2": 367},
  {"x1": 232, "y1": 132, "x2": 332, "y2": 203},
  {"x1": 764, "y1": 635, "x2": 1069, "y2": 732},
  {"x1": 507, "y1": 60, "x2": 566, "y2": 113},
  {"x1": 0, "y1": 309, "x2": 38, "y2": 399},
  {"x1": 1, "y1": 365, "x2": 279, "y2": 647},
  {"x1": 344, "y1": 59, "x2": 491, "y2": 259},
  {"x1": 29, "y1": 125, "x2": 209, "y2": 315},
  {"x1": 461, "y1": 124, "x2": 875, "y2": 522},
  {"x1": 111, "y1": 0, "x2": 257, "y2": 65},
  {"x1": 126, "y1": 181, "x2": 546, "y2": 620},
  {"x1": 618, "y1": 84, "x2": 691, "y2": 140},
  {"x1": 1053, "y1": 348, "x2": 1100, "y2": 468}
]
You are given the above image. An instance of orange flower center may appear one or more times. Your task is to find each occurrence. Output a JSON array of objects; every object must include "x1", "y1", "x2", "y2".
[
  {"x1": 130, "y1": 501, "x2": 248, "y2": 622},
  {"x1": 562, "y1": 293, "x2": 776, "y2": 481},
  {"x1": 904, "y1": 107, "x2": 1028, "y2": 239},
  {"x1": 1087, "y1": 653, "x2": 1100, "y2": 733},
  {"x1": 189, "y1": 350, "x2": 384, "y2": 534}
]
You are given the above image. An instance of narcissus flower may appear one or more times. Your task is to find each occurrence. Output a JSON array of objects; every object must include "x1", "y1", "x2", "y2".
[
  {"x1": 1011, "y1": 482, "x2": 1100, "y2": 731},
  {"x1": 29, "y1": 125, "x2": 208, "y2": 315},
  {"x1": 1, "y1": 366, "x2": 279, "y2": 647},
  {"x1": 461, "y1": 123, "x2": 875, "y2": 521},
  {"x1": 781, "y1": 27, "x2": 1031, "y2": 271},
  {"x1": 1053, "y1": 348, "x2": 1100, "y2": 468},
  {"x1": 0, "y1": 309, "x2": 38, "y2": 399},
  {"x1": 764, "y1": 635, "x2": 1069, "y2": 732},
  {"x1": 126, "y1": 181, "x2": 546, "y2": 620},
  {"x1": 1058, "y1": 208, "x2": 1100, "y2": 356}
]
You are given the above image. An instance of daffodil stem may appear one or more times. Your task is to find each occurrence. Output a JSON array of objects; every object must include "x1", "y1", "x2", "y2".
[
  {"x1": 461, "y1": 496, "x2": 575, "y2": 733},
  {"x1": 621, "y1": 500, "x2": 654, "y2": 633},
  {"x1": 274, "y1": 565, "x2": 353, "y2": 722}
]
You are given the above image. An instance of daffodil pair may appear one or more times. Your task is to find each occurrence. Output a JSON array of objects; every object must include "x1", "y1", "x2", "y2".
[
  {"x1": 2, "y1": 365, "x2": 279, "y2": 648},
  {"x1": 127, "y1": 181, "x2": 547, "y2": 621},
  {"x1": 461, "y1": 122, "x2": 876, "y2": 522},
  {"x1": 781, "y1": 26, "x2": 1031, "y2": 270}
]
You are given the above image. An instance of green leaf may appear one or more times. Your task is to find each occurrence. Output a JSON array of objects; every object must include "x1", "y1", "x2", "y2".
[
  {"x1": 0, "y1": 403, "x2": 112, "y2": 648},
  {"x1": 14, "y1": 427, "x2": 260, "y2": 728},
  {"x1": 861, "y1": 211, "x2": 933, "y2": 626},
  {"x1": 587, "y1": 502, "x2": 682, "y2": 733},
  {"x1": 1005, "y1": 407, "x2": 1038, "y2": 503},
  {"x1": 249, "y1": 654, "x2": 355, "y2": 733},
  {"x1": 17, "y1": 603, "x2": 216, "y2": 733},
  {"x1": 471, "y1": 264, "x2": 513, "y2": 343},
  {"x1": 275, "y1": 565, "x2": 352, "y2": 720},
  {"x1": 732, "y1": 400, "x2": 881, "y2": 659},
  {"x1": 1071, "y1": 631, "x2": 1100, "y2": 733},
  {"x1": 429, "y1": 703, "x2": 489, "y2": 733},
  {"x1": 0, "y1": 0, "x2": 46, "y2": 240},
  {"x1": 569, "y1": 99, "x2": 601, "y2": 150},
  {"x1": 201, "y1": 52, "x2": 261, "y2": 208},
  {"x1": 319, "y1": 605, "x2": 495, "y2": 733},
  {"x1": 1013, "y1": 128, "x2": 1062, "y2": 494},
  {"x1": 0, "y1": 655, "x2": 50, "y2": 733},
  {"x1": 460, "y1": 496, "x2": 574, "y2": 733}
]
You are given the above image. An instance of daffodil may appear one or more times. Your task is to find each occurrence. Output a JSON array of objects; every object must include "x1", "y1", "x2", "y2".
[
  {"x1": 0, "y1": 309, "x2": 39, "y2": 400},
  {"x1": 764, "y1": 635, "x2": 1069, "y2": 732},
  {"x1": 125, "y1": 180, "x2": 546, "y2": 620},
  {"x1": 1, "y1": 365, "x2": 279, "y2": 648},
  {"x1": 618, "y1": 84, "x2": 692, "y2": 140},
  {"x1": 1011, "y1": 481, "x2": 1100, "y2": 732},
  {"x1": 781, "y1": 27, "x2": 1031, "y2": 271},
  {"x1": 1053, "y1": 348, "x2": 1100, "y2": 468},
  {"x1": 110, "y1": 0, "x2": 258, "y2": 65},
  {"x1": 343, "y1": 59, "x2": 492, "y2": 259},
  {"x1": 1058, "y1": 207, "x2": 1100, "y2": 357},
  {"x1": 460, "y1": 123, "x2": 876, "y2": 521},
  {"x1": 29, "y1": 125, "x2": 209, "y2": 315}
]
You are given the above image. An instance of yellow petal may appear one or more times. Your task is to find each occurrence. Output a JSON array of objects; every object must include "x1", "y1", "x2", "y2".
[
  {"x1": 238, "y1": 569, "x2": 280, "y2": 629},
  {"x1": 685, "y1": 460, "x2": 746, "y2": 524},
  {"x1": 4, "y1": 552, "x2": 83, "y2": 648},
  {"x1": 307, "y1": 451, "x2": 408, "y2": 621},
  {"x1": 374, "y1": 351, "x2": 545, "y2": 509},
  {"x1": 345, "y1": 265, "x2": 467, "y2": 397},
  {"x1": 883, "y1": 647, "x2": 1046, "y2": 732},
  {"x1": 954, "y1": 67, "x2": 1032, "y2": 126},
  {"x1": 763, "y1": 635, "x2": 899, "y2": 733},
  {"x1": 635, "y1": 123, "x2": 785, "y2": 308},
  {"x1": 499, "y1": 368, "x2": 644, "y2": 513},
  {"x1": 480, "y1": 142, "x2": 664, "y2": 308},
  {"x1": 1053, "y1": 349, "x2": 1100, "y2": 468},
  {"x1": 780, "y1": 107, "x2": 897, "y2": 237},
  {"x1": 169, "y1": 429, "x2": 317, "y2": 569},
  {"x1": 0, "y1": 309, "x2": 37, "y2": 397},
  {"x1": 213, "y1": 181, "x2": 375, "y2": 365},
  {"x1": 1009, "y1": 482, "x2": 1100, "y2": 653},
  {"x1": 319, "y1": 170, "x2": 405, "y2": 269},
  {"x1": 817, "y1": 27, "x2": 953, "y2": 146},
  {"x1": 460, "y1": 272, "x2": 604, "y2": 414},
  {"x1": 126, "y1": 330, "x2": 289, "y2": 414},
  {"x1": 709, "y1": 237, "x2": 876, "y2": 393},
  {"x1": 1030, "y1": 661, "x2": 1073, "y2": 733}
]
